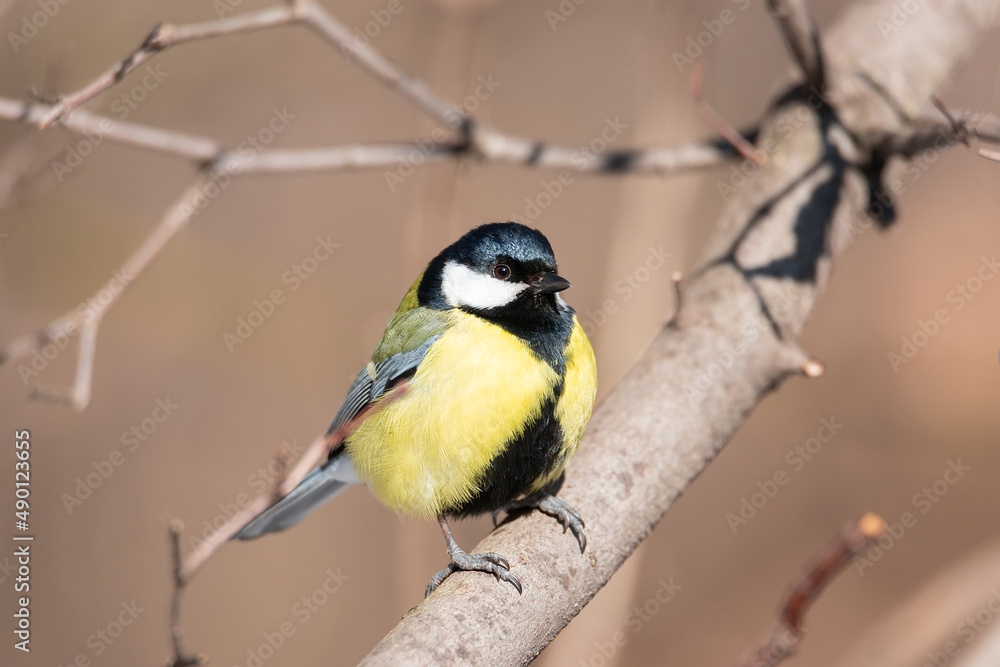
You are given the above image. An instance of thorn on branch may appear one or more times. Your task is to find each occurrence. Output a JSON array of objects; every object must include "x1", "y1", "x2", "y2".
[
  {"x1": 801, "y1": 358, "x2": 824, "y2": 378},
  {"x1": 930, "y1": 95, "x2": 971, "y2": 147},
  {"x1": 980, "y1": 146, "x2": 1000, "y2": 163},
  {"x1": 691, "y1": 63, "x2": 764, "y2": 166},
  {"x1": 671, "y1": 271, "x2": 684, "y2": 306},
  {"x1": 737, "y1": 513, "x2": 886, "y2": 667},
  {"x1": 777, "y1": 345, "x2": 824, "y2": 378}
]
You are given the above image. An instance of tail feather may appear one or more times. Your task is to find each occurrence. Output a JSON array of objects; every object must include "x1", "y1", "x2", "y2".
[{"x1": 234, "y1": 450, "x2": 358, "y2": 540}]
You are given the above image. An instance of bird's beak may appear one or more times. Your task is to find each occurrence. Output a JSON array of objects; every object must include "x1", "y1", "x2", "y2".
[{"x1": 529, "y1": 272, "x2": 572, "y2": 294}]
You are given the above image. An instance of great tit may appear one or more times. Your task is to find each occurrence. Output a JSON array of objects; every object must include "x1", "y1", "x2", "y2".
[{"x1": 235, "y1": 222, "x2": 597, "y2": 595}]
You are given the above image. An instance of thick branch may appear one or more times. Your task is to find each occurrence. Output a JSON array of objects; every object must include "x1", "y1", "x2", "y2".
[{"x1": 357, "y1": 0, "x2": 1000, "y2": 664}]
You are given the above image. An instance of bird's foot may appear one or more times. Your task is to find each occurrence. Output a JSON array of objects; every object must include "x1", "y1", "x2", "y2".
[
  {"x1": 425, "y1": 548, "x2": 522, "y2": 597},
  {"x1": 492, "y1": 492, "x2": 587, "y2": 553}
]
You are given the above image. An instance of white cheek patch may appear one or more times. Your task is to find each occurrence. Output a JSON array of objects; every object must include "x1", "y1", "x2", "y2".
[{"x1": 441, "y1": 260, "x2": 527, "y2": 309}]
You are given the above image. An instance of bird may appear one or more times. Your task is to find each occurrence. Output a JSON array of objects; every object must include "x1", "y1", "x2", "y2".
[{"x1": 235, "y1": 222, "x2": 597, "y2": 596}]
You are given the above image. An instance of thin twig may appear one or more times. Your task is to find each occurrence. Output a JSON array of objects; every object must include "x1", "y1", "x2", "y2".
[
  {"x1": 690, "y1": 62, "x2": 763, "y2": 166},
  {"x1": 0, "y1": 95, "x2": 736, "y2": 177},
  {"x1": 165, "y1": 383, "x2": 409, "y2": 666},
  {"x1": 34, "y1": 5, "x2": 304, "y2": 128},
  {"x1": 873, "y1": 110, "x2": 1000, "y2": 157},
  {"x1": 738, "y1": 513, "x2": 887, "y2": 667},
  {"x1": 931, "y1": 95, "x2": 971, "y2": 147},
  {"x1": 764, "y1": 0, "x2": 826, "y2": 91},
  {"x1": 178, "y1": 383, "x2": 408, "y2": 582},
  {"x1": 167, "y1": 521, "x2": 203, "y2": 667},
  {"x1": 1, "y1": 178, "x2": 208, "y2": 406}
]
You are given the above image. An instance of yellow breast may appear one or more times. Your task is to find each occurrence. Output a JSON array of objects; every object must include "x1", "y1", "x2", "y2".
[{"x1": 345, "y1": 311, "x2": 562, "y2": 518}]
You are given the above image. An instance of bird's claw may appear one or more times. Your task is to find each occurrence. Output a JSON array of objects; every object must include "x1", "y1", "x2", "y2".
[
  {"x1": 493, "y1": 493, "x2": 587, "y2": 553},
  {"x1": 425, "y1": 549, "x2": 522, "y2": 597},
  {"x1": 535, "y1": 495, "x2": 587, "y2": 553}
]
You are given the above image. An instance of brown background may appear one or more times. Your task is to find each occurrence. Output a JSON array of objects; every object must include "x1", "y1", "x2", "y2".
[{"x1": 2, "y1": 0, "x2": 1000, "y2": 665}]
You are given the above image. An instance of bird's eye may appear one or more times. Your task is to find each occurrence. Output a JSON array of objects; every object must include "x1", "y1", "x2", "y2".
[{"x1": 492, "y1": 264, "x2": 511, "y2": 280}]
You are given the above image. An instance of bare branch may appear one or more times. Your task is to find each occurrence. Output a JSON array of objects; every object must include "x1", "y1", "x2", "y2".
[
  {"x1": 738, "y1": 513, "x2": 886, "y2": 667},
  {"x1": 872, "y1": 109, "x2": 1000, "y2": 157},
  {"x1": 0, "y1": 178, "x2": 209, "y2": 407},
  {"x1": 34, "y1": 5, "x2": 303, "y2": 128},
  {"x1": 162, "y1": 383, "x2": 409, "y2": 665},
  {"x1": 765, "y1": 0, "x2": 826, "y2": 90},
  {"x1": 167, "y1": 521, "x2": 203, "y2": 667},
  {"x1": 0, "y1": 95, "x2": 736, "y2": 177}
]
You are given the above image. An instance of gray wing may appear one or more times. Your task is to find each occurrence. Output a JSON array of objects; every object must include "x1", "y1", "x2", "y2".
[
  {"x1": 324, "y1": 335, "x2": 440, "y2": 437},
  {"x1": 234, "y1": 335, "x2": 440, "y2": 540}
]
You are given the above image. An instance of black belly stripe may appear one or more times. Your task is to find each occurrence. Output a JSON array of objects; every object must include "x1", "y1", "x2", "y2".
[{"x1": 448, "y1": 380, "x2": 567, "y2": 517}]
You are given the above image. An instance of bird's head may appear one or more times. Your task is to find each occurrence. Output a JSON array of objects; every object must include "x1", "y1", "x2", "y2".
[{"x1": 418, "y1": 222, "x2": 572, "y2": 320}]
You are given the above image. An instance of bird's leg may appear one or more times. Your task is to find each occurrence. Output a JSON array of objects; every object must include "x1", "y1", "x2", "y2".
[
  {"x1": 492, "y1": 489, "x2": 587, "y2": 553},
  {"x1": 425, "y1": 514, "x2": 522, "y2": 597}
]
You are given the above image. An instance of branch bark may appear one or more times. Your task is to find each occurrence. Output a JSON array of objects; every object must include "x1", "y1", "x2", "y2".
[{"x1": 358, "y1": 0, "x2": 1000, "y2": 664}]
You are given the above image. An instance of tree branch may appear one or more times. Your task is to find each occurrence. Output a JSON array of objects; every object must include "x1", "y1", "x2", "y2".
[
  {"x1": 738, "y1": 513, "x2": 887, "y2": 667},
  {"x1": 0, "y1": 179, "x2": 208, "y2": 410},
  {"x1": 356, "y1": 0, "x2": 1000, "y2": 664},
  {"x1": 32, "y1": 5, "x2": 303, "y2": 128},
  {"x1": 164, "y1": 383, "x2": 408, "y2": 667},
  {"x1": 765, "y1": 0, "x2": 826, "y2": 90}
]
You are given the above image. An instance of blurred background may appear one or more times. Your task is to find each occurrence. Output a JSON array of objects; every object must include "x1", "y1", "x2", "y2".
[{"x1": 1, "y1": 0, "x2": 999, "y2": 665}]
